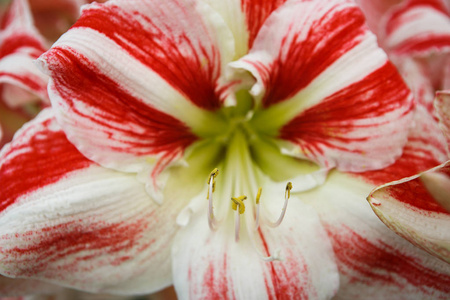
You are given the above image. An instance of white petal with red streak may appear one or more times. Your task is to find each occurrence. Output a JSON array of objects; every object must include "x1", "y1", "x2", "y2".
[
  {"x1": 0, "y1": 52, "x2": 49, "y2": 107},
  {"x1": 368, "y1": 161, "x2": 450, "y2": 263},
  {"x1": 38, "y1": 0, "x2": 234, "y2": 173},
  {"x1": 404, "y1": 104, "x2": 448, "y2": 170},
  {"x1": 382, "y1": 0, "x2": 450, "y2": 56},
  {"x1": 0, "y1": 109, "x2": 184, "y2": 294},
  {"x1": 230, "y1": 0, "x2": 413, "y2": 172},
  {"x1": 172, "y1": 197, "x2": 339, "y2": 299},
  {"x1": 0, "y1": 0, "x2": 49, "y2": 106},
  {"x1": 350, "y1": 98, "x2": 450, "y2": 264},
  {"x1": 1, "y1": 0, "x2": 35, "y2": 31},
  {"x1": 304, "y1": 171, "x2": 450, "y2": 299},
  {"x1": 231, "y1": 0, "x2": 388, "y2": 110}
]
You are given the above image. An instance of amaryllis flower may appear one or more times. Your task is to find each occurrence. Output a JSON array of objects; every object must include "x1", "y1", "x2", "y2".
[
  {"x1": 0, "y1": 0, "x2": 49, "y2": 111},
  {"x1": 0, "y1": 0, "x2": 49, "y2": 146},
  {"x1": 2, "y1": 0, "x2": 447, "y2": 298},
  {"x1": 367, "y1": 90, "x2": 450, "y2": 264},
  {"x1": 358, "y1": 0, "x2": 450, "y2": 91},
  {"x1": 0, "y1": 0, "x2": 94, "y2": 146},
  {"x1": 353, "y1": 0, "x2": 450, "y2": 267}
]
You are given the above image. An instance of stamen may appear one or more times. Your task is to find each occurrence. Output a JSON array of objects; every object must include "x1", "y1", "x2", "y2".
[
  {"x1": 254, "y1": 187, "x2": 262, "y2": 230},
  {"x1": 251, "y1": 188, "x2": 282, "y2": 261},
  {"x1": 267, "y1": 182, "x2": 293, "y2": 228},
  {"x1": 231, "y1": 195, "x2": 247, "y2": 214},
  {"x1": 231, "y1": 195, "x2": 247, "y2": 242},
  {"x1": 207, "y1": 168, "x2": 220, "y2": 231},
  {"x1": 206, "y1": 168, "x2": 219, "y2": 199}
]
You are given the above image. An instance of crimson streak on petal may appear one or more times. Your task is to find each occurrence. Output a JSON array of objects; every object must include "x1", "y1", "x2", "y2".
[
  {"x1": 383, "y1": 0, "x2": 450, "y2": 56},
  {"x1": 385, "y1": 0, "x2": 449, "y2": 36},
  {"x1": 259, "y1": 4, "x2": 367, "y2": 107},
  {"x1": 0, "y1": 109, "x2": 176, "y2": 293},
  {"x1": 44, "y1": 48, "x2": 198, "y2": 162},
  {"x1": 0, "y1": 72, "x2": 47, "y2": 95},
  {"x1": 72, "y1": 2, "x2": 223, "y2": 110},
  {"x1": 326, "y1": 225, "x2": 450, "y2": 295},
  {"x1": 0, "y1": 112, "x2": 92, "y2": 213},
  {"x1": 257, "y1": 229, "x2": 309, "y2": 300},
  {"x1": 1, "y1": 219, "x2": 151, "y2": 277},
  {"x1": 201, "y1": 256, "x2": 233, "y2": 300},
  {"x1": 0, "y1": 33, "x2": 46, "y2": 59},
  {"x1": 241, "y1": 0, "x2": 287, "y2": 49},
  {"x1": 280, "y1": 62, "x2": 411, "y2": 168}
]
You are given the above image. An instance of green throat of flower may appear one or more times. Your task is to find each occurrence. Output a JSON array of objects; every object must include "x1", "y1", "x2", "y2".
[{"x1": 164, "y1": 90, "x2": 319, "y2": 250}]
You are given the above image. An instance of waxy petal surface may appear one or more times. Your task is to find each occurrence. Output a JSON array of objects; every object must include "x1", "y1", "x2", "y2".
[
  {"x1": 38, "y1": 0, "x2": 235, "y2": 173},
  {"x1": 0, "y1": 0, "x2": 49, "y2": 107},
  {"x1": 368, "y1": 161, "x2": 450, "y2": 263},
  {"x1": 0, "y1": 109, "x2": 184, "y2": 294},
  {"x1": 305, "y1": 172, "x2": 450, "y2": 299},
  {"x1": 357, "y1": 104, "x2": 447, "y2": 182},
  {"x1": 172, "y1": 198, "x2": 339, "y2": 300},
  {"x1": 382, "y1": 0, "x2": 450, "y2": 57},
  {"x1": 353, "y1": 99, "x2": 450, "y2": 263},
  {"x1": 232, "y1": 0, "x2": 413, "y2": 172}
]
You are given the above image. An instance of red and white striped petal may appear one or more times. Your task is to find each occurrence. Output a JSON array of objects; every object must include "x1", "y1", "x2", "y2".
[
  {"x1": 355, "y1": 103, "x2": 448, "y2": 186},
  {"x1": 368, "y1": 161, "x2": 450, "y2": 263},
  {"x1": 347, "y1": 101, "x2": 450, "y2": 268},
  {"x1": 395, "y1": 58, "x2": 437, "y2": 113},
  {"x1": 382, "y1": 0, "x2": 450, "y2": 57},
  {"x1": 231, "y1": 0, "x2": 413, "y2": 172},
  {"x1": 305, "y1": 172, "x2": 450, "y2": 299},
  {"x1": 201, "y1": 0, "x2": 287, "y2": 57},
  {"x1": 436, "y1": 90, "x2": 450, "y2": 153},
  {"x1": 0, "y1": 276, "x2": 63, "y2": 297},
  {"x1": 0, "y1": 0, "x2": 49, "y2": 107},
  {"x1": 0, "y1": 109, "x2": 184, "y2": 294},
  {"x1": 172, "y1": 199, "x2": 339, "y2": 300},
  {"x1": 38, "y1": 0, "x2": 234, "y2": 173}
]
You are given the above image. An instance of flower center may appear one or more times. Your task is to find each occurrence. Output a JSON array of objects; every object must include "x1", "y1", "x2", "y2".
[{"x1": 167, "y1": 90, "x2": 320, "y2": 253}]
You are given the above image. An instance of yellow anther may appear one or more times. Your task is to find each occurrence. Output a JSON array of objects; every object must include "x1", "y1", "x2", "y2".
[
  {"x1": 207, "y1": 168, "x2": 219, "y2": 184},
  {"x1": 207, "y1": 168, "x2": 219, "y2": 199},
  {"x1": 231, "y1": 195, "x2": 247, "y2": 214},
  {"x1": 256, "y1": 187, "x2": 262, "y2": 204},
  {"x1": 285, "y1": 182, "x2": 293, "y2": 199}
]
